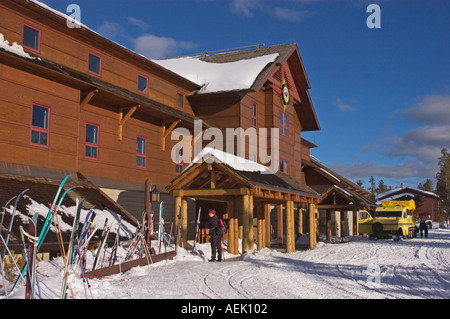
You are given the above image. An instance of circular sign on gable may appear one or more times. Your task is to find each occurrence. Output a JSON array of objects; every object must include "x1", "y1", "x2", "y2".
[{"x1": 281, "y1": 83, "x2": 290, "y2": 106}]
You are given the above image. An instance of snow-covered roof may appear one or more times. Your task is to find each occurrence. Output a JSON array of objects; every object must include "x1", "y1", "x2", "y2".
[
  {"x1": 376, "y1": 187, "x2": 439, "y2": 200},
  {"x1": 187, "y1": 147, "x2": 271, "y2": 173},
  {"x1": 153, "y1": 53, "x2": 279, "y2": 94}
]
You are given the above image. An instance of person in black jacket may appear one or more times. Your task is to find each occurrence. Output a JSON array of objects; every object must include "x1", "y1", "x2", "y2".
[
  {"x1": 419, "y1": 220, "x2": 428, "y2": 238},
  {"x1": 204, "y1": 209, "x2": 223, "y2": 262}
]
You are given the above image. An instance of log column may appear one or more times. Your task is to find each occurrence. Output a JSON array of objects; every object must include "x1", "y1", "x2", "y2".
[
  {"x1": 182, "y1": 199, "x2": 188, "y2": 249},
  {"x1": 264, "y1": 203, "x2": 271, "y2": 248},
  {"x1": 256, "y1": 203, "x2": 265, "y2": 249},
  {"x1": 277, "y1": 204, "x2": 283, "y2": 246},
  {"x1": 286, "y1": 200, "x2": 295, "y2": 253},
  {"x1": 326, "y1": 210, "x2": 332, "y2": 242},
  {"x1": 309, "y1": 203, "x2": 316, "y2": 249}
]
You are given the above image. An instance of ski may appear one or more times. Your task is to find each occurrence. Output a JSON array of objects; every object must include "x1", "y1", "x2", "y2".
[
  {"x1": 0, "y1": 195, "x2": 17, "y2": 231},
  {"x1": 158, "y1": 202, "x2": 164, "y2": 254},
  {"x1": 61, "y1": 198, "x2": 84, "y2": 299},
  {"x1": 22, "y1": 213, "x2": 38, "y2": 299},
  {"x1": 108, "y1": 216, "x2": 122, "y2": 267},
  {"x1": 0, "y1": 188, "x2": 29, "y2": 262},
  {"x1": 192, "y1": 207, "x2": 201, "y2": 254},
  {"x1": 12, "y1": 176, "x2": 71, "y2": 292},
  {"x1": 92, "y1": 218, "x2": 110, "y2": 270}
]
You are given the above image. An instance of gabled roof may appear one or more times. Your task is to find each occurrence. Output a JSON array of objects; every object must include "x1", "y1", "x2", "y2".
[
  {"x1": 376, "y1": 187, "x2": 439, "y2": 201},
  {"x1": 168, "y1": 148, "x2": 319, "y2": 201},
  {"x1": 154, "y1": 43, "x2": 320, "y2": 131},
  {"x1": 302, "y1": 157, "x2": 376, "y2": 208}
]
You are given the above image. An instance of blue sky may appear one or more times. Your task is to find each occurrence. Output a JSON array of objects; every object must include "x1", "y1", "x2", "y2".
[{"x1": 38, "y1": 0, "x2": 450, "y2": 190}]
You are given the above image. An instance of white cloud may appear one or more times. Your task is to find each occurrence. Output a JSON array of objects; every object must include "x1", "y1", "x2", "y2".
[
  {"x1": 272, "y1": 7, "x2": 312, "y2": 22},
  {"x1": 132, "y1": 34, "x2": 196, "y2": 59},
  {"x1": 229, "y1": 0, "x2": 262, "y2": 17},
  {"x1": 334, "y1": 98, "x2": 357, "y2": 112},
  {"x1": 402, "y1": 94, "x2": 450, "y2": 125},
  {"x1": 127, "y1": 17, "x2": 148, "y2": 31}
]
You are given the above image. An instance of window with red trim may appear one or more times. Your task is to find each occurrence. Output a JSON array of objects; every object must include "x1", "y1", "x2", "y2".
[
  {"x1": 280, "y1": 159, "x2": 289, "y2": 173},
  {"x1": 279, "y1": 111, "x2": 288, "y2": 136},
  {"x1": 85, "y1": 123, "x2": 99, "y2": 159},
  {"x1": 251, "y1": 103, "x2": 257, "y2": 127},
  {"x1": 176, "y1": 93, "x2": 185, "y2": 108},
  {"x1": 22, "y1": 23, "x2": 41, "y2": 52},
  {"x1": 136, "y1": 136, "x2": 147, "y2": 168},
  {"x1": 30, "y1": 103, "x2": 50, "y2": 147},
  {"x1": 138, "y1": 75, "x2": 148, "y2": 94},
  {"x1": 88, "y1": 52, "x2": 102, "y2": 75},
  {"x1": 175, "y1": 147, "x2": 185, "y2": 174}
]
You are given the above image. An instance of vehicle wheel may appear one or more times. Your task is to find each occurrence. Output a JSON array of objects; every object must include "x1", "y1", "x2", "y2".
[{"x1": 372, "y1": 222, "x2": 383, "y2": 236}]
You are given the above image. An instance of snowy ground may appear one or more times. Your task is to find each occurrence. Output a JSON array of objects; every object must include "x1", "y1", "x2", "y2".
[{"x1": 2, "y1": 227, "x2": 450, "y2": 301}]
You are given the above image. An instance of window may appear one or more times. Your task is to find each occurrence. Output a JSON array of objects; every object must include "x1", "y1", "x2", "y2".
[
  {"x1": 138, "y1": 75, "x2": 148, "y2": 94},
  {"x1": 251, "y1": 103, "x2": 257, "y2": 127},
  {"x1": 279, "y1": 111, "x2": 288, "y2": 136},
  {"x1": 22, "y1": 24, "x2": 40, "y2": 52},
  {"x1": 175, "y1": 147, "x2": 184, "y2": 174},
  {"x1": 280, "y1": 159, "x2": 289, "y2": 173},
  {"x1": 85, "y1": 123, "x2": 99, "y2": 159},
  {"x1": 136, "y1": 136, "x2": 147, "y2": 168},
  {"x1": 176, "y1": 93, "x2": 184, "y2": 108},
  {"x1": 88, "y1": 52, "x2": 102, "y2": 75},
  {"x1": 30, "y1": 104, "x2": 50, "y2": 147}
]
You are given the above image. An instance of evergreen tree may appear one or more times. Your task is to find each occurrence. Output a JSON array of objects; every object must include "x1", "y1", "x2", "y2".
[
  {"x1": 418, "y1": 179, "x2": 434, "y2": 192},
  {"x1": 436, "y1": 148, "x2": 450, "y2": 221}
]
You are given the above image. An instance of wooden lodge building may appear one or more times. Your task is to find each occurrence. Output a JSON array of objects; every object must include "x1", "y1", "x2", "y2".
[
  {"x1": 376, "y1": 187, "x2": 440, "y2": 222},
  {"x1": 0, "y1": 0, "x2": 375, "y2": 256}
]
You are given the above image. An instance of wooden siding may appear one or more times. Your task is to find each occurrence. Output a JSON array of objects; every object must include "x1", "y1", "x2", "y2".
[
  {"x1": 0, "y1": 64, "x2": 79, "y2": 172},
  {"x1": 0, "y1": 2, "x2": 197, "y2": 116}
]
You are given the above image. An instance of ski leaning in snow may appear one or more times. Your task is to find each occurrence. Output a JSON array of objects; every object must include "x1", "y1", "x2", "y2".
[
  {"x1": 12, "y1": 175, "x2": 71, "y2": 292},
  {"x1": 61, "y1": 198, "x2": 83, "y2": 299},
  {"x1": 192, "y1": 207, "x2": 201, "y2": 254},
  {"x1": 108, "y1": 216, "x2": 122, "y2": 267},
  {"x1": 158, "y1": 202, "x2": 164, "y2": 254},
  {"x1": 0, "y1": 188, "x2": 29, "y2": 262},
  {"x1": 20, "y1": 213, "x2": 38, "y2": 299},
  {"x1": 92, "y1": 218, "x2": 110, "y2": 270}
]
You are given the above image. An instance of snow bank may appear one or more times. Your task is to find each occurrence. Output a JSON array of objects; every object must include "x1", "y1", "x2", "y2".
[{"x1": 153, "y1": 53, "x2": 278, "y2": 93}]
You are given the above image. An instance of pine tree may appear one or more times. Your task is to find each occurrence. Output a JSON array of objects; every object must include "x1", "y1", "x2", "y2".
[
  {"x1": 418, "y1": 179, "x2": 434, "y2": 192},
  {"x1": 436, "y1": 148, "x2": 450, "y2": 221}
]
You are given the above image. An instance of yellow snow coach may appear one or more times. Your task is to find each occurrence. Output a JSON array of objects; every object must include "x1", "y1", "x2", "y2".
[{"x1": 359, "y1": 200, "x2": 418, "y2": 239}]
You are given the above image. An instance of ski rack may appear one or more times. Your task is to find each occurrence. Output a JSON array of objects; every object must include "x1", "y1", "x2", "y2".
[{"x1": 84, "y1": 250, "x2": 176, "y2": 278}]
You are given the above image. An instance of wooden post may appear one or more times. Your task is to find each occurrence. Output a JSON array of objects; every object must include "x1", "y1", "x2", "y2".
[
  {"x1": 182, "y1": 199, "x2": 188, "y2": 249},
  {"x1": 340, "y1": 211, "x2": 346, "y2": 238},
  {"x1": 248, "y1": 195, "x2": 254, "y2": 251},
  {"x1": 264, "y1": 203, "x2": 271, "y2": 248},
  {"x1": 353, "y1": 209, "x2": 358, "y2": 236},
  {"x1": 227, "y1": 200, "x2": 238, "y2": 255},
  {"x1": 242, "y1": 194, "x2": 250, "y2": 253},
  {"x1": 326, "y1": 210, "x2": 332, "y2": 242},
  {"x1": 297, "y1": 204, "x2": 303, "y2": 236},
  {"x1": 309, "y1": 203, "x2": 315, "y2": 249},
  {"x1": 277, "y1": 204, "x2": 283, "y2": 246},
  {"x1": 257, "y1": 203, "x2": 265, "y2": 249},
  {"x1": 286, "y1": 200, "x2": 295, "y2": 253}
]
